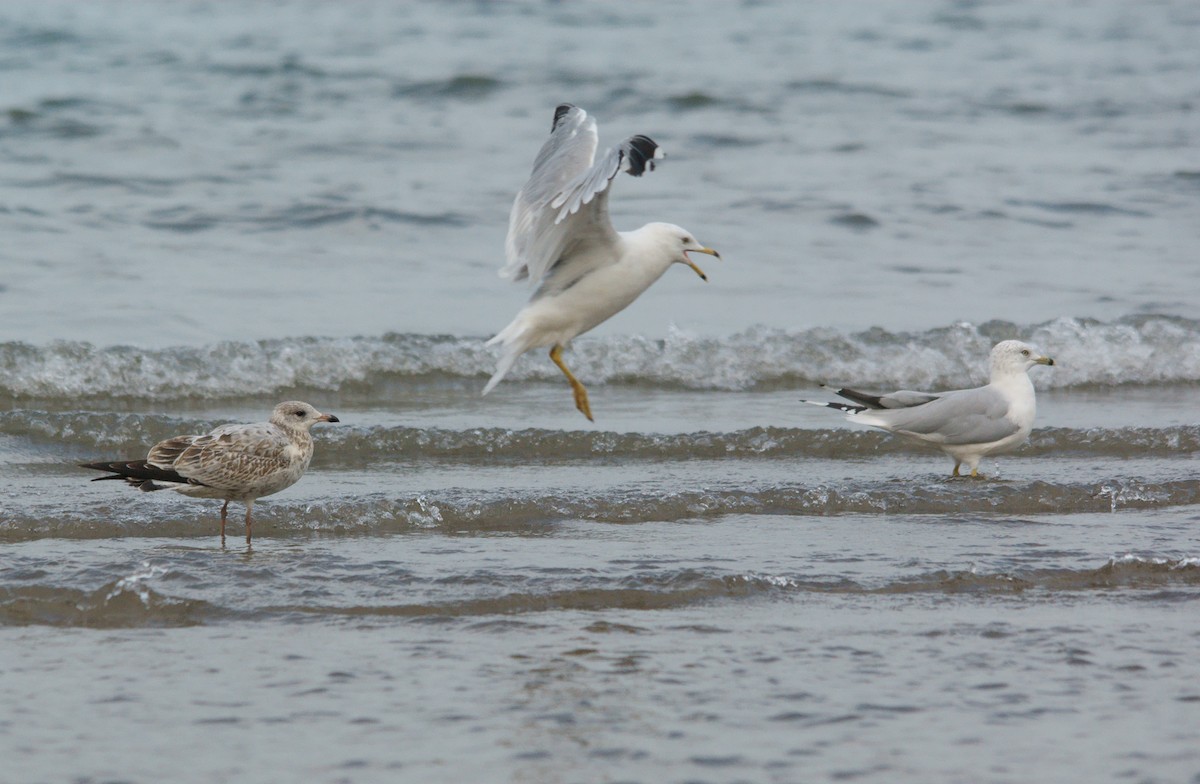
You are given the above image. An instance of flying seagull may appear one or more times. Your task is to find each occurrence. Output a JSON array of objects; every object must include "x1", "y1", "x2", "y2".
[
  {"x1": 483, "y1": 103, "x2": 720, "y2": 421},
  {"x1": 81, "y1": 401, "x2": 339, "y2": 542},
  {"x1": 802, "y1": 340, "x2": 1055, "y2": 477}
]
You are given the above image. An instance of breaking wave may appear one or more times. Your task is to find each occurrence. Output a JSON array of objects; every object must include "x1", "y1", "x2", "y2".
[{"x1": 1, "y1": 315, "x2": 1199, "y2": 401}]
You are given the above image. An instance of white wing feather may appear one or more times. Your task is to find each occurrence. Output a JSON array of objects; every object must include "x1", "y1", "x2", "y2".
[{"x1": 500, "y1": 104, "x2": 662, "y2": 292}]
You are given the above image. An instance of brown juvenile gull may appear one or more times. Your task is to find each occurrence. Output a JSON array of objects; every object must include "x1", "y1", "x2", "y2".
[
  {"x1": 81, "y1": 401, "x2": 339, "y2": 542},
  {"x1": 801, "y1": 340, "x2": 1055, "y2": 478},
  {"x1": 483, "y1": 103, "x2": 720, "y2": 422}
]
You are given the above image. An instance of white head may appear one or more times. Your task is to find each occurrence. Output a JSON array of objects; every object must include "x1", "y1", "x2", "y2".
[
  {"x1": 637, "y1": 222, "x2": 721, "y2": 281},
  {"x1": 989, "y1": 340, "x2": 1055, "y2": 379},
  {"x1": 270, "y1": 401, "x2": 340, "y2": 431}
]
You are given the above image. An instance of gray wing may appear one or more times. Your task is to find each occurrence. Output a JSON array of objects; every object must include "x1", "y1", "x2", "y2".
[
  {"x1": 870, "y1": 386, "x2": 1020, "y2": 446},
  {"x1": 157, "y1": 423, "x2": 294, "y2": 490},
  {"x1": 878, "y1": 389, "x2": 943, "y2": 408},
  {"x1": 500, "y1": 104, "x2": 663, "y2": 288}
]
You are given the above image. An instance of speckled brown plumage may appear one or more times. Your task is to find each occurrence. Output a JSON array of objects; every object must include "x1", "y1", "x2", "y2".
[{"x1": 81, "y1": 401, "x2": 339, "y2": 543}]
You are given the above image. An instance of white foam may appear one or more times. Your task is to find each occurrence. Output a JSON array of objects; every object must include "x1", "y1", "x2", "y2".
[
  {"x1": 105, "y1": 561, "x2": 169, "y2": 605},
  {"x1": 2, "y1": 315, "x2": 1198, "y2": 400}
]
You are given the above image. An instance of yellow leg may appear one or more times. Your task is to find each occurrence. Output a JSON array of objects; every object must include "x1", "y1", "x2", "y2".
[
  {"x1": 970, "y1": 468, "x2": 984, "y2": 479},
  {"x1": 952, "y1": 463, "x2": 961, "y2": 477},
  {"x1": 549, "y1": 345, "x2": 594, "y2": 422}
]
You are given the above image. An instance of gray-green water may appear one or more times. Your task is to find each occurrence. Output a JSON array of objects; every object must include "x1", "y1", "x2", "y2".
[{"x1": 2, "y1": 1, "x2": 1199, "y2": 782}]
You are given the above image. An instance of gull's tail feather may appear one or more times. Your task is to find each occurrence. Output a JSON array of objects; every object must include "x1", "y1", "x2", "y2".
[
  {"x1": 483, "y1": 351, "x2": 521, "y2": 396},
  {"x1": 483, "y1": 318, "x2": 531, "y2": 396}
]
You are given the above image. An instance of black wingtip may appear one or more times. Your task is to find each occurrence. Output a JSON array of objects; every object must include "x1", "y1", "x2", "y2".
[
  {"x1": 834, "y1": 387, "x2": 886, "y2": 410},
  {"x1": 622, "y1": 135, "x2": 661, "y2": 177},
  {"x1": 552, "y1": 104, "x2": 576, "y2": 132},
  {"x1": 79, "y1": 459, "x2": 200, "y2": 487},
  {"x1": 80, "y1": 461, "x2": 143, "y2": 484}
]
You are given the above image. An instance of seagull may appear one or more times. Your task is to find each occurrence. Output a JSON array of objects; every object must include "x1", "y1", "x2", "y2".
[
  {"x1": 802, "y1": 340, "x2": 1055, "y2": 477},
  {"x1": 483, "y1": 103, "x2": 720, "y2": 421},
  {"x1": 80, "y1": 401, "x2": 339, "y2": 542}
]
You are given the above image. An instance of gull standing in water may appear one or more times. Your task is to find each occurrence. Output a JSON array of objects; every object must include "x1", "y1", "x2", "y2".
[
  {"x1": 81, "y1": 401, "x2": 339, "y2": 542},
  {"x1": 483, "y1": 104, "x2": 720, "y2": 421},
  {"x1": 802, "y1": 340, "x2": 1055, "y2": 477}
]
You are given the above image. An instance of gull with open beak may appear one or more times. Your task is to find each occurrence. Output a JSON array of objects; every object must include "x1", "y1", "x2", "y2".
[{"x1": 483, "y1": 103, "x2": 721, "y2": 421}]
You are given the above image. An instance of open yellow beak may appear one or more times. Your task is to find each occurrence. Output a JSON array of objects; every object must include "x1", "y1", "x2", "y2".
[{"x1": 683, "y1": 247, "x2": 720, "y2": 281}]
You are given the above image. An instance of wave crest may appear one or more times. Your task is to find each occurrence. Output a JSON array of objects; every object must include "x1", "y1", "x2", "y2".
[{"x1": 2, "y1": 316, "x2": 1198, "y2": 401}]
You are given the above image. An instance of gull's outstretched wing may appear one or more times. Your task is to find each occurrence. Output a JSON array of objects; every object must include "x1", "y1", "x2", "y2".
[
  {"x1": 500, "y1": 104, "x2": 663, "y2": 290},
  {"x1": 866, "y1": 386, "x2": 1020, "y2": 446},
  {"x1": 158, "y1": 423, "x2": 295, "y2": 491}
]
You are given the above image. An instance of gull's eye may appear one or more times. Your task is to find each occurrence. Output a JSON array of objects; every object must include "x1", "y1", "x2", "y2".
[
  {"x1": 1021, "y1": 349, "x2": 1030, "y2": 357},
  {"x1": 682, "y1": 237, "x2": 692, "y2": 245},
  {"x1": 293, "y1": 409, "x2": 306, "y2": 417}
]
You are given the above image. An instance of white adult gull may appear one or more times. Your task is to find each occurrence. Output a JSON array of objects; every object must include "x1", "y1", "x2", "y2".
[
  {"x1": 802, "y1": 340, "x2": 1055, "y2": 477},
  {"x1": 81, "y1": 401, "x2": 339, "y2": 542},
  {"x1": 482, "y1": 103, "x2": 720, "y2": 421}
]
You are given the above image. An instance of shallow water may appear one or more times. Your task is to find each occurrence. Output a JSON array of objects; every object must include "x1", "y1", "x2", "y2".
[{"x1": 2, "y1": 1, "x2": 1200, "y2": 782}]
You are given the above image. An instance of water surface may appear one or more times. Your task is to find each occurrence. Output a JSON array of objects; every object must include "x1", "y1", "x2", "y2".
[{"x1": 2, "y1": 1, "x2": 1199, "y2": 782}]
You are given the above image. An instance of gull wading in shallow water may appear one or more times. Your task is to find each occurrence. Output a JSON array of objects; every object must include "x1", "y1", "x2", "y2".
[
  {"x1": 81, "y1": 401, "x2": 339, "y2": 542},
  {"x1": 483, "y1": 103, "x2": 720, "y2": 421},
  {"x1": 802, "y1": 340, "x2": 1055, "y2": 478}
]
